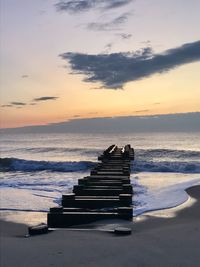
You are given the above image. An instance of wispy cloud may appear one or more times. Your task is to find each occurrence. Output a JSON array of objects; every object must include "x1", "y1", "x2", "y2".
[
  {"x1": 55, "y1": 0, "x2": 133, "y2": 13},
  {"x1": 1, "y1": 97, "x2": 59, "y2": 109},
  {"x1": 103, "y1": 33, "x2": 132, "y2": 52},
  {"x1": 87, "y1": 12, "x2": 130, "y2": 31},
  {"x1": 117, "y1": 33, "x2": 132, "y2": 39},
  {"x1": 10, "y1": 102, "x2": 26, "y2": 106},
  {"x1": 1, "y1": 102, "x2": 26, "y2": 108},
  {"x1": 1, "y1": 104, "x2": 13, "y2": 108},
  {"x1": 141, "y1": 40, "x2": 151, "y2": 45},
  {"x1": 60, "y1": 40, "x2": 200, "y2": 89},
  {"x1": 56, "y1": 1, "x2": 133, "y2": 33},
  {"x1": 33, "y1": 96, "x2": 59, "y2": 102},
  {"x1": 73, "y1": 114, "x2": 81, "y2": 118},
  {"x1": 104, "y1": 43, "x2": 113, "y2": 52}
]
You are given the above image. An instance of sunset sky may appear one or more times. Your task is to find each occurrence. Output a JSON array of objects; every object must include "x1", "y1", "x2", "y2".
[{"x1": 1, "y1": 0, "x2": 200, "y2": 128}]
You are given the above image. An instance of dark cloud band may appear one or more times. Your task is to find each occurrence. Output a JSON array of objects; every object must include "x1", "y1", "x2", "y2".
[
  {"x1": 11, "y1": 102, "x2": 26, "y2": 106},
  {"x1": 33, "y1": 97, "x2": 59, "y2": 101},
  {"x1": 60, "y1": 40, "x2": 200, "y2": 89},
  {"x1": 55, "y1": 0, "x2": 132, "y2": 13}
]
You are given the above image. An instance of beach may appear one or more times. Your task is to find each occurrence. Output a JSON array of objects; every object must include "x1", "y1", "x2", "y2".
[
  {"x1": 1, "y1": 185, "x2": 200, "y2": 267},
  {"x1": 1, "y1": 0, "x2": 200, "y2": 265}
]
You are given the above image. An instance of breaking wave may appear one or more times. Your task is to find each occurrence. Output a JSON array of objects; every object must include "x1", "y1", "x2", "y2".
[
  {"x1": 137, "y1": 149, "x2": 200, "y2": 160},
  {"x1": 0, "y1": 158, "x2": 95, "y2": 172},
  {"x1": 0, "y1": 156, "x2": 200, "y2": 173},
  {"x1": 133, "y1": 160, "x2": 200, "y2": 173}
]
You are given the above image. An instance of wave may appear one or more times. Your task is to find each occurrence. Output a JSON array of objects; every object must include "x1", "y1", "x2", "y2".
[
  {"x1": 2, "y1": 147, "x2": 199, "y2": 159},
  {"x1": 0, "y1": 158, "x2": 95, "y2": 172},
  {"x1": 0, "y1": 146, "x2": 101, "y2": 155},
  {"x1": 0, "y1": 208, "x2": 48, "y2": 212},
  {"x1": 136, "y1": 148, "x2": 200, "y2": 160},
  {"x1": 1, "y1": 149, "x2": 200, "y2": 173},
  {"x1": 21, "y1": 147, "x2": 200, "y2": 159},
  {"x1": 133, "y1": 160, "x2": 200, "y2": 173},
  {"x1": 24, "y1": 147, "x2": 101, "y2": 154}
]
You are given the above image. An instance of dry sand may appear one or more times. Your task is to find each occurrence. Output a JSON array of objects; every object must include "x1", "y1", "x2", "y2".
[{"x1": 1, "y1": 185, "x2": 200, "y2": 267}]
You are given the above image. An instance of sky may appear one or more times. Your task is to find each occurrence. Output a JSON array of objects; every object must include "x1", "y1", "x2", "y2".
[{"x1": 0, "y1": 0, "x2": 200, "y2": 129}]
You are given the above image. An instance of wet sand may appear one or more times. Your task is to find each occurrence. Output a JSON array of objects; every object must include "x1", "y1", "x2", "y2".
[{"x1": 1, "y1": 185, "x2": 200, "y2": 267}]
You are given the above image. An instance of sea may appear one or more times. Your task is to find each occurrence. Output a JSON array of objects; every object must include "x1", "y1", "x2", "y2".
[{"x1": 0, "y1": 132, "x2": 200, "y2": 225}]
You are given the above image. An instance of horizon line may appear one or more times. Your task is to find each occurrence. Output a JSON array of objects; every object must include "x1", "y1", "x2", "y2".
[{"x1": 1, "y1": 111, "x2": 199, "y2": 130}]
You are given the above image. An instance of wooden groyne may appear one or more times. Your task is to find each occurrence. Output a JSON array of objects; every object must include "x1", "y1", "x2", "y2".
[{"x1": 47, "y1": 144, "x2": 134, "y2": 228}]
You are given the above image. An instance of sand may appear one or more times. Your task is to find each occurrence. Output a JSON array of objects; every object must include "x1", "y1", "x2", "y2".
[{"x1": 1, "y1": 185, "x2": 200, "y2": 267}]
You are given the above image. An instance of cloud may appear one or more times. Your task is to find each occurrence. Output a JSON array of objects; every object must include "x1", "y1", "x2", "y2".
[
  {"x1": 10, "y1": 102, "x2": 26, "y2": 106},
  {"x1": 55, "y1": 0, "x2": 133, "y2": 13},
  {"x1": 87, "y1": 12, "x2": 130, "y2": 31},
  {"x1": 1, "y1": 102, "x2": 26, "y2": 108},
  {"x1": 105, "y1": 0, "x2": 132, "y2": 10},
  {"x1": 104, "y1": 43, "x2": 113, "y2": 50},
  {"x1": 60, "y1": 40, "x2": 200, "y2": 89},
  {"x1": 73, "y1": 115, "x2": 81, "y2": 118},
  {"x1": 141, "y1": 40, "x2": 151, "y2": 45},
  {"x1": 103, "y1": 33, "x2": 132, "y2": 52},
  {"x1": 102, "y1": 43, "x2": 113, "y2": 53},
  {"x1": 1, "y1": 97, "x2": 59, "y2": 109},
  {"x1": 117, "y1": 33, "x2": 132, "y2": 39},
  {"x1": 1, "y1": 105, "x2": 13, "y2": 108},
  {"x1": 33, "y1": 96, "x2": 59, "y2": 101},
  {"x1": 21, "y1": 75, "x2": 29, "y2": 78}
]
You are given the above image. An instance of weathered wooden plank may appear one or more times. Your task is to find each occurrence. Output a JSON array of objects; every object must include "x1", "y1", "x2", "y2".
[{"x1": 48, "y1": 144, "x2": 134, "y2": 228}]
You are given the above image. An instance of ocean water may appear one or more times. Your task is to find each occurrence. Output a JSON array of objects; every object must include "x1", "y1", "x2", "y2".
[{"x1": 0, "y1": 132, "x2": 200, "y2": 224}]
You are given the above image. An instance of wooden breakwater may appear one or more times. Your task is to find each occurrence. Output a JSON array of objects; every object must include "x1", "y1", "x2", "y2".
[{"x1": 47, "y1": 144, "x2": 134, "y2": 228}]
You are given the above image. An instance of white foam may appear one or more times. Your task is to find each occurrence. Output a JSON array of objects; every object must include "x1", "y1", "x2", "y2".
[{"x1": 132, "y1": 172, "x2": 200, "y2": 216}]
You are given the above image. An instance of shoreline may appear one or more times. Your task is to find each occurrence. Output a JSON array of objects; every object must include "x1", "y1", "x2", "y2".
[
  {"x1": 1, "y1": 177, "x2": 200, "y2": 226},
  {"x1": 134, "y1": 186, "x2": 197, "y2": 220},
  {"x1": 1, "y1": 185, "x2": 200, "y2": 266}
]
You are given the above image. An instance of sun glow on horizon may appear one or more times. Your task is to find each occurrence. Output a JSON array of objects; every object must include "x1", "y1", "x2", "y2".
[{"x1": 1, "y1": 0, "x2": 200, "y2": 129}]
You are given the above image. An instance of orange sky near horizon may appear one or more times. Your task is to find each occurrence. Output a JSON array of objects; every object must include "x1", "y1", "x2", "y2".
[
  {"x1": 1, "y1": 0, "x2": 200, "y2": 129},
  {"x1": 1, "y1": 61, "x2": 200, "y2": 128}
]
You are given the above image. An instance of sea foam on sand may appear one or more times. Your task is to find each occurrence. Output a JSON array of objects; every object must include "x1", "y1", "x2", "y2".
[{"x1": 1, "y1": 185, "x2": 200, "y2": 267}]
